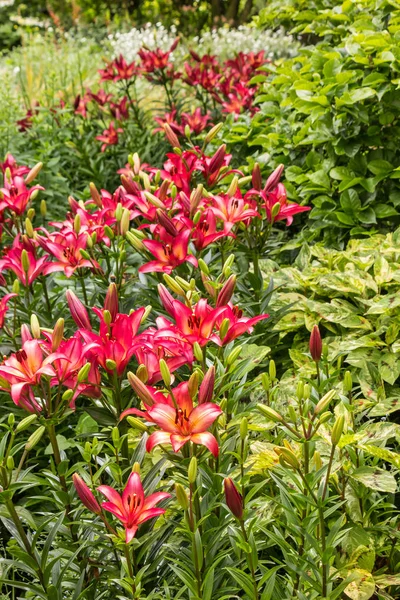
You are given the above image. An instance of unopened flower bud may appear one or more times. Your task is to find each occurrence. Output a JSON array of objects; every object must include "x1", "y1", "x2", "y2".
[
  {"x1": 6, "y1": 456, "x2": 14, "y2": 470},
  {"x1": 127, "y1": 371, "x2": 154, "y2": 406},
  {"x1": 208, "y1": 144, "x2": 227, "y2": 175},
  {"x1": 136, "y1": 363, "x2": 148, "y2": 383},
  {"x1": 89, "y1": 182, "x2": 102, "y2": 207},
  {"x1": 224, "y1": 477, "x2": 243, "y2": 520},
  {"x1": 132, "y1": 462, "x2": 141, "y2": 474},
  {"x1": 112, "y1": 427, "x2": 120, "y2": 446},
  {"x1": 264, "y1": 164, "x2": 284, "y2": 192},
  {"x1": 127, "y1": 416, "x2": 148, "y2": 432},
  {"x1": 296, "y1": 381, "x2": 304, "y2": 400},
  {"x1": 30, "y1": 314, "x2": 41, "y2": 339},
  {"x1": 66, "y1": 290, "x2": 92, "y2": 330},
  {"x1": 227, "y1": 176, "x2": 239, "y2": 197},
  {"x1": 184, "y1": 124, "x2": 191, "y2": 138},
  {"x1": 271, "y1": 202, "x2": 281, "y2": 220},
  {"x1": 240, "y1": 417, "x2": 248, "y2": 440},
  {"x1": 175, "y1": 483, "x2": 189, "y2": 510},
  {"x1": 25, "y1": 218, "x2": 34, "y2": 238},
  {"x1": 204, "y1": 123, "x2": 223, "y2": 144},
  {"x1": 216, "y1": 274, "x2": 236, "y2": 307},
  {"x1": 252, "y1": 163, "x2": 262, "y2": 191},
  {"x1": 331, "y1": 416, "x2": 345, "y2": 446},
  {"x1": 21, "y1": 249, "x2": 30, "y2": 273},
  {"x1": 106, "y1": 359, "x2": 117, "y2": 371},
  {"x1": 227, "y1": 345, "x2": 242, "y2": 365},
  {"x1": 288, "y1": 405, "x2": 297, "y2": 424},
  {"x1": 219, "y1": 318, "x2": 230, "y2": 342},
  {"x1": 193, "y1": 342, "x2": 203, "y2": 363},
  {"x1": 261, "y1": 372, "x2": 271, "y2": 391},
  {"x1": 276, "y1": 447, "x2": 299, "y2": 470},
  {"x1": 344, "y1": 371, "x2": 352, "y2": 393},
  {"x1": 188, "y1": 456, "x2": 197, "y2": 484},
  {"x1": 25, "y1": 426, "x2": 45, "y2": 451},
  {"x1": 314, "y1": 390, "x2": 336, "y2": 415},
  {"x1": 257, "y1": 404, "x2": 283, "y2": 422},
  {"x1": 51, "y1": 318, "x2": 64, "y2": 351},
  {"x1": 314, "y1": 451, "x2": 323, "y2": 471},
  {"x1": 15, "y1": 414, "x2": 37, "y2": 433},
  {"x1": 126, "y1": 230, "x2": 144, "y2": 251},
  {"x1": 198, "y1": 366, "x2": 215, "y2": 404},
  {"x1": 140, "y1": 305, "x2": 152, "y2": 324},
  {"x1": 104, "y1": 283, "x2": 118, "y2": 321},
  {"x1": 104, "y1": 225, "x2": 115, "y2": 240},
  {"x1": 188, "y1": 371, "x2": 199, "y2": 399},
  {"x1": 303, "y1": 383, "x2": 311, "y2": 400},
  {"x1": 163, "y1": 274, "x2": 186, "y2": 296},
  {"x1": 269, "y1": 360, "x2": 276, "y2": 381},
  {"x1": 103, "y1": 310, "x2": 112, "y2": 326},
  {"x1": 190, "y1": 184, "x2": 203, "y2": 215},
  {"x1": 73, "y1": 214, "x2": 81, "y2": 234},
  {"x1": 7, "y1": 413, "x2": 15, "y2": 427},
  {"x1": 164, "y1": 123, "x2": 181, "y2": 148},
  {"x1": 115, "y1": 203, "x2": 123, "y2": 222},
  {"x1": 120, "y1": 208, "x2": 130, "y2": 236},
  {"x1": 175, "y1": 276, "x2": 192, "y2": 292},
  {"x1": 77, "y1": 363, "x2": 91, "y2": 382},
  {"x1": 25, "y1": 162, "x2": 43, "y2": 185},
  {"x1": 12, "y1": 279, "x2": 20, "y2": 294},
  {"x1": 159, "y1": 358, "x2": 171, "y2": 388},
  {"x1": 73, "y1": 473, "x2": 101, "y2": 514},
  {"x1": 310, "y1": 325, "x2": 322, "y2": 362},
  {"x1": 198, "y1": 259, "x2": 209, "y2": 275},
  {"x1": 62, "y1": 389, "x2": 74, "y2": 403},
  {"x1": 40, "y1": 199, "x2": 47, "y2": 217}
]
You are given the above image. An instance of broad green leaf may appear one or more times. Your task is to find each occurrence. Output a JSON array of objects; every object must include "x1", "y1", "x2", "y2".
[{"x1": 350, "y1": 467, "x2": 397, "y2": 493}]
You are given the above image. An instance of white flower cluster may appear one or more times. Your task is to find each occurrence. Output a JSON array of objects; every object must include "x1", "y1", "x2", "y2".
[
  {"x1": 0, "y1": 0, "x2": 15, "y2": 8},
  {"x1": 108, "y1": 23, "x2": 299, "y2": 63}
]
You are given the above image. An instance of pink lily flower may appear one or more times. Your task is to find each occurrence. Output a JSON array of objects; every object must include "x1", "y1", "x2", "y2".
[
  {"x1": 98, "y1": 471, "x2": 170, "y2": 543},
  {"x1": 38, "y1": 231, "x2": 100, "y2": 278},
  {"x1": 217, "y1": 304, "x2": 269, "y2": 344},
  {"x1": 139, "y1": 228, "x2": 197, "y2": 274},
  {"x1": 145, "y1": 382, "x2": 222, "y2": 456},
  {"x1": 0, "y1": 293, "x2": 17, "y2": 328}
]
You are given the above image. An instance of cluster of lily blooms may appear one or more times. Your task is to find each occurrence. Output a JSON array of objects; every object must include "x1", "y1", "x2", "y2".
[
  {"x1": 0, "y1": 144, "x2": 308, "y2": 542},
  {"x1": 17, "y1": 39, "x2": 269, "y2": 152}
]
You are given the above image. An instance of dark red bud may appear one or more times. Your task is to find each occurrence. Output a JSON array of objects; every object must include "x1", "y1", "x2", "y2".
[
  {"x1": 198, "y1": 366, "x2": 215, "y2": 404},
  {"x1": 224, "y1": 477, "x2": 243, "y2": 519},
  {"x1": 208, "y1": 144, "x2": 227, "y2": 175},
  {"x1": 252, "y1": 163, "x2": 262, "y2": 191},
  {"x1": 264, "y1": 164, "x2": 284, "y2": 193},
  {"x1": 310, "y1": 325, "x2": 322, "y2": 362}
]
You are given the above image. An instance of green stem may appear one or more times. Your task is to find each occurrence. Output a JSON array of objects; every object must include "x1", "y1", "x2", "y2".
[
  {"x1": 322, "y1": 444, "x2": 335, "y2": 501},
  {"x1": 124, "y1": 544, "x2": 137, "y2": 597},
  {"x1": 239, "y1": 519, "x2": 259, "y2": 600}
]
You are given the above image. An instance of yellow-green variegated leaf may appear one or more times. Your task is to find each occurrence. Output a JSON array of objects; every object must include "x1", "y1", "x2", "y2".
[
  {"x1": 344, "y1": 569, "x2": 375, "y2": 600},
  {"x1": 349, "y1": 467, "x2": 397, "y2": 493},
  {"x1": 357, "y1": 444, "x2": 400, "y2": 469}
]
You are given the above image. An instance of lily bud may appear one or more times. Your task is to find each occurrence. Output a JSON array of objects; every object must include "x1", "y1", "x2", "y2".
[
  {"x1": 222, "y1": 253, "x2": 235, "y2": 277},
  {"x1": 115, "y1": 203, "x2": 123, "y2": 222},
  {"x1": 40, "y1": 199, "x2": 47, "y2": 217},
  {"x1": 190, "y1": 184, "x2": 203, "y2": 215},
  {"x1": 25, "y1": 161, "x2": 43, "y2": 185},
  {"x1": 314, "y1": 451, "x2": 323, "y2": 471},
  {"x1": 126, "y1": 230, "x2": 144, "y2": 251},
  {"x1": 252, "y1": 163, "x2": 262, "y2": 191},
  {"x1": 127, "y1": 416, "x2": 148, "y2": 432},
  {"x1": 132, "y1": 462, "x2": 141, "y2": 473},
  {"x1": 204, "y1": 122, "x2": 223, "y2": 144},
  {"x1": 269, "y1": 359, "x2": 276, "y2": 381},
  {"x1": 314, "y1": 390, "x2": 336, "y2": 415},
  {"x1": 208, "y1": 144, "x2": 226, "y2": 174},
  {"x1": 276, "y1": 447, "x2": 300, "y2": 470},
  {"x1": 25, "y1": 426, "x2": 45, "y2": 451},
  {"x1": 120, "y1": 208, "x2": 130, "y2": 236},
  {"x1": 25, "y1": 218, "x2": 34, "y2": 238},
  {"x1": 158, "y1": 283, "x2": 175, "y2": 315},
  {"x1": 188, "y1": 371, "x2": 199, "y2": 399},
  {"x1": 257, "y1": 404, "x2": 283, "y2": 422},
  {"x1": 156, "y1": 209, "x2": 178, "y2": 236},
  {"x1": 132, "y1": 152, "x2": 141, "y2": 175},
  {"x1": 106, "y1": 359, "x2": 117, "y2": 371},
  {"x1": 112, "y1": 427, "x2": 120, "y2": 446},
  {"x1": 271, "y1": 202, "x2": 281, "y2": 220},
  {"x1": 15, "y1": 414, "x2": 37, "y2": 433},
  {"x1": 159, "y1": 359, "x2": 171, "y2": 388},
  {"x1": 136, "y1": 364, "x2": 148, "y2": 383},
  {"x1": 140, "y1": 305, "x2": 152, "y2": 324},
  {"x1": 7, "y1": 413, "x2": 15, "y2": 427},
  {"x1": 77, "y1": 363, "x2": 91, "y2": 383},
  {"x1": 30, "y1": 314, "x2": 41, "y2": 339},
  {"x1": 224, "y1": 478, "x2": 243, "y2": 520},
  {"x1": 240, "y1": 417, "x2": 248, "y2": 440},
  {"x1": 296, "y1": 381, "x2": 304, "y2": 400},
  {"x1": 104, "y1": 283, "x2": 118, "y2": 321},
  {"x1": 227, "y1": 345, "x2": 242, "y2": 366},
  {"x1": 344, "y1": 371, "x2": 352, "y2": 393},
  {"x1": 303, "y1": 383, "x2": 311, "y2": 400},
  {"x1": 227, "y1": 176, "x2": 239, "y2": 197},
  {"x1": 216, "y1": 274, "x2": 236, "y2": 307},
  {"x1": 261, "y1": 373, "x2": 271, "y2": 391},
  {"x1": 264, "y1": 164, "x2": 284, "y2": 192},
  {"x1": 184, "y1": 124, "x2": 191, "y2": 138},
  {"x1": 62, "y1": 389, "x2": 74, "y2": 403},
  {"x1": 158, "y1": 179, "x2": 170, "y2": 201},
  {"x1": 175, "y1": 483, "x2": 189, "y2": 510},
  {"x1": 66, "y1": 290, "x2": 92, "y2": 330},
  {"x1": 127, "y1": 371, "x2": 154, "y2": 406},
  {"x1": 89, "y1": 182, "x2": 102, "y2": 207},
  {"x1": 198, "y1": 366, "x2": 215, "y2": 404},
  {"x1": 310, "y1": 325, "x2": 322, "y2": 362},
  {"x1": 193, "y1": 342, "x2": 203, "y2": 363},
  {"x1": 6, "y1": 456, "x2": 14, "y2": 470},
  {"x1": 331, "y1": 416, "x2": 345, "y2": 446},
  {"x1": 164, "y1": 123, "x2": 181, "y2": 148},
  {"x1": 21, "y1": 249, "x2": 30, "y2": 273},
  {"x1": 72, "y1": 473, "x2": 101, "y2": 514},
  {"x1": 163, "y1": 274, "x2": 186, "y2": 297},
  {"x1": 198, "y1": 259, "x2": 209, "y2": 275},
  {"x1": 73, "y1": 214, "x2": 81, "y2": 234},
  {"x1": 175, "y1": 276, "x2": 192, "y2": 292},
  {"x1": 188, "y1": 457, "x2": 197, "y2": 484},
  {"x1": 51, "y1": 318, "x2": 64, "y2": 351}
]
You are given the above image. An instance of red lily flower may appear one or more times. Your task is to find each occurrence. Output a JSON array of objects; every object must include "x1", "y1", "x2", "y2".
[
  {"x1": 146, "y1": 381, "x2": 222, "y2": 457},
  {"x1": 264, "y1": 183, "x2": 311, "y2": 225},
  {"x1": 160, "y1": 298, "x2": 226, "y2": 347},
  {"x1": 192, "y1": 209, "x2": 230, "y2": 251},
  {"x1": 181, "y1": 108, "x2": 212, "y2": 135},
  {"x1": 16, "y1": 108, "x2": 35, "y2": 132},
  {"x1": 0, "y1": 154, "x2": 30, "y2": 177},
  {"x1": 110, "y1": 96, "x2": 130, "y2": 120},
  {"x1": 154, "y1": 110, "x2": 184, "y2": 136},
  {"x1": 80, "y1": 308, "x2": 145, "y2": 375},
  {"x1": 133, "y1": 329, "x2": 193, "y2": 384},
  {"x1": 38, "y1": 231, "x2": 100, "y2": 278},
  {"x1": 96, "y1": 121, "x2": 123, "y2": 152},
  {"x1": 0, "y1": 339, "x2": 58, "y2": 407},
  {"x1": 74, "y1": 93, "x2": 91, "y2": 118},
  {"x1": 216, "y1": 304, "x2": 269, "y2": 344},
  {"x1": 139, "y1": 228, "x2": 198, "y2": 274},
  {"x1": 0, "y1": 246, "x2": 49, "y2": 285},
  {"x1": 98, "y1": 471, "x2": 171, "y2": 543},
  {"x1": 0, "y1": 293, "x2": 17, "y2": 328},
  {"x1": 0, "y1": 176, "x2": 44, "y2": 215},
  {"x1": 209, "y1": 193, "x2": 259, "y2": 232},
  {"x1": 99, "y1": 55, "x2": 138, "y2": 81}
]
